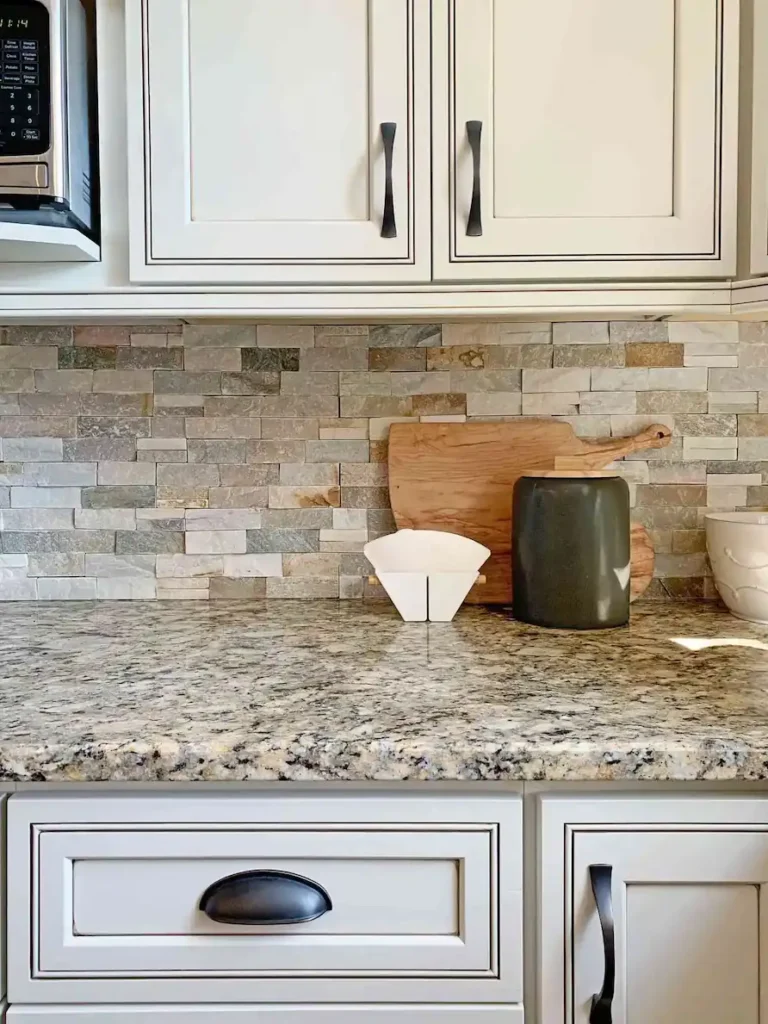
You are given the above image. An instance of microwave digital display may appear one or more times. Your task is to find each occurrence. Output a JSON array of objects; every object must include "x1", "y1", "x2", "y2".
[{"x1": 0, "y1": 19, "x2": 30, "y2": 29}]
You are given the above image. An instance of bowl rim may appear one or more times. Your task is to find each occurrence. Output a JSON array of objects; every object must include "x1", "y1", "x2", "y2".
[{"x1": 706, "y1": 511, "x2": 768, "y2": 525}]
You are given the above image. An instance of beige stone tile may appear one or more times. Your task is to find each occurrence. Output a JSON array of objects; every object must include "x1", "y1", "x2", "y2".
[
  {"x1": 280, "y1": 463, "x2": 339, "y2": 486},
  {"x1": 709, "y1": 392, "x2": 757, "y2": 414},
  {"x1": 257, "y1": 325, "x2": 314, "y2": 348},
  {"x1": 74, "y1": 326, "x2": 130, "y2": 348},
  {"x1": 185, "y1": 531, "x2": 246, "y2": 555},
  {"x1": 209, "y1": 577, "x2": 267, "y2": 599},
  {"x1": 554, "y1": 344, "x2": 624, "y2": 368},
  {"x1": 340, "y1": 463, "x2": 388, "y2": 486},
  {"x1": 261, "y1": 418, "x2": 319, "y2": 440},
  {"x1": 609, "y1": 321, "x2": 669, "y2": 343},
  {"x1": 739, "y1": 414, "x2": 768, "y2": 436},
  {"x1": 667, "y1": 322, "x2": 739, "y2": 344},
  {"x1": 268, "y1": 485, "x2": 340, "y2": 509},
  {"x1": 284, "y1": 553, "x2": 341, "y2": 577},
  {"x1": 552, "y1": 322, "x2": 609, "y2": 345},
  {"x1": 303, "y1": 347, "x2": 368, "y2": 371},
  {"x1": 626, "y1": 343, "x2": 683, "y2": 367},
  {"x1": 280, "y1": 372, "x2": 339, "y2": 396},
  {"x1": 266, "y1": 577, "x2": 339, "y2": 598},
  {"x1": 522, "y1": 368, "x2": 590, "y2": 393},
  {"x1": 183, "y1": 325, "x2": 257, "y2": 348},
  {"x1": 521, "y1": 393, "x2": 579, "y2": 416},
  {"x1": 184, "y1": 417, "x2": 262, "y2": 439},
  {"x1": 0, "y1": 346, "x2": 57, "y2": 369},
  {"x1": 184, "y1": 349, "x2": 242, "y2": 372},
  {"x1": 339, "y1": 371, "x2": 393, "y2": 396},
  {"x1": 208, "y1": 486, "x2": 269, "y2": 508},
  {"x1": 369, "y1": 348, "x2": 426, "y2": 371},
  {"x1": 636, "y1": 391, "x2": 708, "y2": 414},
  {"x1": 578, "y1": 391, "x2": 636, "y2": 415},
  {"x1": 466, "y1": 393, "x2": 522, "y2": 416},
  {"x1": 319, "y1": 418, "x2": 368, "y2": 440},
  {"x1": 34, "y1": 370, "x2": 92, "y2": 393}
]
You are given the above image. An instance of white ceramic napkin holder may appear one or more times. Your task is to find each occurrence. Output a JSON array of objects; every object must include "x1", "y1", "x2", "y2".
[{"x1": 363, "y1": 529, "x2": 491, "y2": 622}]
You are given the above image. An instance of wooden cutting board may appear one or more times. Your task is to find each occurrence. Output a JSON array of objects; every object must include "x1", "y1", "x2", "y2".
[{"x1": 388, "y1": 420, "x2": 671, "y2": 604}]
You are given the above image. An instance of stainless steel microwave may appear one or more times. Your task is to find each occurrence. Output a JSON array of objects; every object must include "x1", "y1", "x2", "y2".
[{"x1": 0, "y1": 0, "x2": 93, "y2": 235}]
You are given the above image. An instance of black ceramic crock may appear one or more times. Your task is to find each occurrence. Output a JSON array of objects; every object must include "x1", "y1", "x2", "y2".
[{"x1": 512, "y1": 471, "x2": 630, "y2": 629}]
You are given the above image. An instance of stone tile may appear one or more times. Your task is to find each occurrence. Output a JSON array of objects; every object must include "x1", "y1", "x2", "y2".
[
  {"x1": 37, "y1": 577, "x2": 97, "y2": 600},
  {"x1": 35, "y1": 370, "x2": 93, "y2": 392},
  {"x1": 498, "y1": 323, "x2": 553, "y2": 343},
  {"x1": 16, "y1": 393, "x2": 81, "y2": 414},
  {"x1": 578, "y1": 391, "x2": 636, "y2": 415},
  {"x1": 553, "y1": 344, "x2": 624, "y2": 368},
  {"x1": 78, "y1": 417, "x2": 150, "y2": 439},
  {"x1": 654, "y1": 553, "x2": 709, "y2": 578},
  {"x1": 367, "y1": 417, "x2": 412, "y2": 441},
  {"x1": 626, "y1": 437, "x2": 684, "y2": 462},
  {"x1": 157, "y1": 586, "x2": 210, "y2": 601},
  {"x1": 82, "y1": 486, "x2": 156, "y2": 509},
  {"x1": 557, "y1": 416, "x2": 611, "y2": 438},
  {"x1": 521, "y1": 393, "x2": 579, "y2": 416},
  {"x1": 747, "y1": 485, "x2": 768, "y2": 505},
  {"x1": 626, "y1": 343, "x2": 683, "y2": 367},
  {"x1": 0, "y1": 419, "x2": 77, "y2": 444},
  {"x1": 314, "y1": 326, "x2": 369, "y2": 346},
  {"x1": 85, "y1": 553, "x2": 156, "y2": 577},
  {"x1": 186, "y1": 509, "x2": 262, "y2": 531},
  {"x1": 27, "y1": 553, "x2": 84, "y2": 577},
  {"x1": 0, "y1": 395, "x2": 19, "y2": 414},
  {"x1": 522, "y1": 368, "x2": 590, "y2": 393},
  {"x1": 188, "y1": 439, "x2": 247, "y2": 464},
  {"x1": 242, "y1": 348, "x2": 301, "y2": 372},
  {"x1": 222, "y1": 372, "x2": 281, "y2": 396},
  {"x1": 466, "y1": 393, "x2": 522, "y2": 416},
  {"x1": 206, "y1": 395, "x2": 338, "y2": 418},
  {"x1": 339, "y1": 371, "x2": 393, "y2": 396},
  {"x1": 740, "y1": 439, "x2": 768, "y2": 460},
  {"x1": 427, "y1": 346, "x2": 488, "y2": 370},
  {"x1": 340, "y1": 463, "x2": 387, "y2": 486},
  {"x1": 10, "y1": 486, "x2": 81, "y2": 508},
  {"x1": 280, "y1": 463, "x2": 339, "y2": 486},
  {"x1": 739, "y1": 414, "x2": 768, "y2": 436},
  {"x1": 283, "y1": 553, "x2": 341, "y2": 577},
  {"x1": 246, "y1": 439, "x2": 306, "y2": 463},
  {"x1": 115, "y1": 531, "x2": 183, "y2": 555},
  {"x1": 0, "y1": 463, "x2": 21, "y2": 485},
  {"x1": 299, "y1": 348, "x2": 368, "y2": 372},
  {"x1": 209, "y1": 577, "x2": 267, "y2": 599},
  {"x1": 130, "y1": 333, "x2": 168, "y2": 348},
  {"x1": 155, "y1": 554, "x2": 224, "y2": 578},
  {"x1": 81, "y1": 394, "x2": 153, "y2": 416},
  {"x1": 1, "y1": 530, "x2": 114, "y2": 553},
  {"x1": 218, "y1": 465, "x2": 278, "y2": 486},
  {"x1": 411, "y1": 394, "x2": 466, "y2": 415},
  {"x1": 257, "y1": 325, "x2": 314, "y2": 349},
  {"x1": 318, "y1": 529, "x2": 368, "y2": 551},
  {"x1": 318, "y1": 418, "x2": 368, "y2": 440},
  {"x1": 709, "y1": 392, "x2": 758, "y2": 414},
  {"x1": 0, "y1": 346, "x2": 57, "y2": 369},
  {"x1": 369, "y1": 348, "x2": 426, "y2": 371},
  {"x1": 636, "y1": 391, "x2": 708, "y2": 414},
  {"x1": 667, "y1": 322, "x2": 739, "y2": 344},
  {"x1": 75, "y1": 509, "x2": 138, "y2": 531},
  {"x1": 268, "y1": 486, "x2": 340, "y2": 509},
  {"x1": 449, "y1": 369, "x2": 522, "y2": 393},
  {"x1": 707, "y1": 472, "x2": 762, "y2": 486},
  {"x1": 486, "y1": 345, "x2": 553, "y2": 369},
  {"x1": 261, "y1": 508, "x2": 334, "y2": 530},
  {"x1": 367, "y1": 509, "x2": 397, "y2": 536},
  {"x1": 155, "y1": 394, "x2": 205, "y2": 411},
  {"x1": 338, "y1": 553, "x2": 374, "y2": 576},
  {"x1": 63, "y1": 438, "x2": 136, "y2": 462},
  {"x1": 609, "y1": 321, "x2": 669, "y2": 343},
  {"x1": 97, "y1": 462, "x2": 156, "y2": 485},
  {"x1": 339, "y1": 575, "x2": 364, "y2": 600},
  {"x1": 208, "y1": 487, "x2": 269, "y2": 508},
  {"x1": 182, "y1": 325, "x2": 257, "y2": 348},
  {"x1": 261, "y1": 419, "x2": 318, "y2": 440},
  {"x1": 634, "y1": 485, "x2": 707, "y2": 507},
  {"x1": 707, "y1": 484, "x2": 748, "y2": 509},
  {"x1": 74, "y1": 326, "x2": 131, "y2": 348},
  {"x1": 222, "y1": 553, "x2": 283, "y2": 577},
  {"x1": 0, "y1": 370, "x2": 34, "y2": 392},
  {"x1": 369, "y1": 325, "x2": 441, "y2": 348},
  {"x1": 649, "y1": 463, "x2": 706, "y2": 484},
  {"x1": 552, "y1": 322, "x2": 610, "y2": 345},
  {"x1": 266, "y1": 577, "x2": 338, "y2": 598},
  {"x1": 96, "y1": 579, "x2": 157, "y2": 600},
  {"x1": 306, "y1": 440, "x2": 368, "y2": 463},
  {"x1": 246, "y1": 529, "x2": 320, "y2": 554},
  {"x1": 154, "y1": 371, "x2": 222, "y2": 394},
  {"x1": 736, "y1": 344, "x2": 768, "y2": 368},
  {"x1": 705, "y1": 460, "x2": 767, "y2": 477},
  {"x1": 590, "y1": 368, "x2": 649, "y2": 391},
  {"x1": 340, "y1": 486, "x2": 390, "y2": 509},
  {"x1": 157, "y1": 464, "x2": 219, "y2": 488},
  {"x1": 674, "y1": 414, "x2": 737, "y2": 436},
  {"x1": 186, "y1": 530, "x2": 247, "y2": 555},
  {"x1": 710, "y1": 369, "x2": 768, "y2": 391},
  {"x1": 419, "y1": 414, "x2": 467, "y2": 424},
  {"x1": 182, "y1": 348, "x2": 241, "y2": 372},
  {"x1": 279, "y1": 372, "x2": 339, "y2": 396},
  {"x1": 135, "y1": 510, "x2": 186, "y2": 532},
  {"x1": 390, "y1": 372, "x2": 452, "y2": 396},
  {"x1": 6, "y1": 326, "x2": 72, "y2": 347},
  {"x1": 4, "y1": 437, "x2": 63, "y2": 461},
  {"x1": 740, "y1": 323, "x2": 768, "y2": 342},
  {"x1": 136, "y1": 437, "x2": 187, "y2": 450},
  {"x1": 59, "y1": 347, "x2": 117, "y2": 369},
  {"x1": 683, "y1": 437, "x2": 737, "y2": 461},
  {"x1": 333, "y1": 509, "x2": 367, "y2": 530},
  {"x1": 441, "y1": 323, "x2": 502, "y2": 346},
  {"x1": 683, "y1": 341, "x2": 738, "y2": 367}
]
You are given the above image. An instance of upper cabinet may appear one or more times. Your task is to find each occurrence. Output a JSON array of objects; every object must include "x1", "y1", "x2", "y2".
[
  {"x1": 432, "y1": 0, "x2": 739, "y2": 281},
  {"x1": 751, "y1": 0, "x2": 768, "y2": 276},
  {"x1": 126, "y1": 0, "x2": 431, "y2": 285}
]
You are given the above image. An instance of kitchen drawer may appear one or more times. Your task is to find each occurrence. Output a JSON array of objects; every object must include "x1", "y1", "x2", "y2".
[
  {"x1": 8, "y1": 794, "x2": 522, "y2": 1005},
  {"x1": 6, "y1": 1008, "x2": 524, "y2": 1024}
]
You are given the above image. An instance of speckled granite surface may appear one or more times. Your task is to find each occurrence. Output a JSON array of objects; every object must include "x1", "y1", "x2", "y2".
[{"x1": 2, "y1": 600, "x2": 768, "y2": 782}]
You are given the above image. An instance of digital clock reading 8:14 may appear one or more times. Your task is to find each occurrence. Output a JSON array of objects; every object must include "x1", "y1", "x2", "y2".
[{"x1": 0, "y1": 18, "x2": 30, "y2": 29}]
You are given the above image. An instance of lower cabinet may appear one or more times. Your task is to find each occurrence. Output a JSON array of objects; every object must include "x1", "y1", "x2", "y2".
[
  {"x1": 6, "y1": 1010, "x2": 523, "y2": 1024},
  {"x1": 539, "y1": 797, "x2": 768, "y2": 1024}
]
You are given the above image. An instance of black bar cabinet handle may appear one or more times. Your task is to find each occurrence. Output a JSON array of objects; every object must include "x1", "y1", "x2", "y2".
[
  {"x1": 199, "y1": 869, "x2": 332, "y2": 926},
  {"x1": 380, "y1": 122, "x2": 397, "y2": 238},
  {"x1": 466, "y1": 120, "x2": 483, "y2": 236},
  {"x1": 589, "y1": 864, "x2": 615, "y2": 1024}
]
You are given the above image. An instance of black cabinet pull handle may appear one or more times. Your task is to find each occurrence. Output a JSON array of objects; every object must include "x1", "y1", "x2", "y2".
[
  {"x1": 466, "y1": 120, "x2": 483, "y2": 236},
  {"x1": 589, "y1": 864, "x2": 615, "y2": 1024},
  {"x1": 199, "y1": 869, "x2": 332, "y2": 926},
  {"x1": 380, "y1": 122, "x2": 397, "y2": 238}
]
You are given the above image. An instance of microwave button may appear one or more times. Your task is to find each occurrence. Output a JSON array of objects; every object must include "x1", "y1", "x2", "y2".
[
  {"x1": 20, "y1": 128, "x2": 40, "y2": 141},
  {"x1": 20, "y1": 40, "x2": 37, "y2": 52},
  {"x1": 3, "y1": 73, "x2": 22, "y2": 86},
  {"x1": 21, "y1": 63, "x2": 36, "y2": 75},
  {"x1": 21, "y1": 73, "x2": 37, "y2": 86},
  {"x1": 2, "y1": 40, "x2": 20, "y2": 52}
]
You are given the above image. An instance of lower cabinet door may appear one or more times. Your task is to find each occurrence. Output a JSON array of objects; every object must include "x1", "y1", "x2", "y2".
[{"x1": 6, "y1": 1009, "x2": 524, "y2": 1024}]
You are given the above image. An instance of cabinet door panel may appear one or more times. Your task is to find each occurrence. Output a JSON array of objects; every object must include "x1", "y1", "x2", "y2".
[
  {"x1": 132, "y1": 0, "x2": 430, "y2": 283},
  {"x1": 572, "y1": 831, "x2": 765, "y2": 1024},
  {"x1": 433, "y1": 0, "x2": 738, "y2": 280}
]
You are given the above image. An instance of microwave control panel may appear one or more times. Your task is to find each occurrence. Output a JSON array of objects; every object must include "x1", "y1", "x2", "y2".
[{"x1": 0, "y1": 2, "x2": 49, "y2": 156}]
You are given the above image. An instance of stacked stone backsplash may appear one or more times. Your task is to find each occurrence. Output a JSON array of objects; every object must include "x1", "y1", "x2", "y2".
[{"x1": 0, "y1": 318, "x2": 765, "y2": 601}]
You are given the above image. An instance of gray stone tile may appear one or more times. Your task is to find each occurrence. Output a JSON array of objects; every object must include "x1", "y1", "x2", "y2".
[
  {"x1": 221, "y1": 372, "x2": 281, "y2": 395},
  {"x1": 368, "y1": 325, "x2": 441, "y2": 348},
  {"x1": 63, "y1": 438, "x2": 137, "y2": 462},
  {"x1": 242, "y1": 348, "x2": 300, "y2": 372},
  {"x1": 74, "y1": 326, "x2": 131, "y2": 347},
  {"x1": 157, "y1": 464, "x2": 220, "y2": 488},
  {"x1": 5, "y1": 326, "x2": 73, "y2": 347},
  {"x1": 340, "y1": 486, "x2": 391, "y2": 509},
  {"x1": 261, "y1": 508, "x2": 334, "y2": 530},
  {"x1": 208, "y1": 486, "x2": 269, "y2": 508},
  {"x1": 183, "y1": 348, "x2": 242, "y2": 372},
  {"x1": 2, "y1": 530, "x2": 115, "y2": 553},
  {"x1": 116, "y1": 348, "x2": 183, "y2": 369},
  {"x1": 609, "y1": 321, "x2": 669, "y2": 343},
  {"x1": 209, "y1": 577, "x2": 267, "y2": 599},
  {"x1": 59, "y1": 346, "x2": 117, "y2": 369},
  {"x1": 188, "y1": 439, "x2": 248, "y2": 464},
  {"x1": 82, "y1": 486, "x2": 156, "y2": 509},
  {"x1": 27, "y1": 553, "x2": 85, "y2": 577},
  {"x1": 306, "y1": 440, "x2": 369, "y2": 463},
  {"x1": 266, "y1": 577, "x2": 339, "y2": 598},
  {"x1": 154, "y1": 371, "x2": 222, "y2": 395},
  {"x1": 97, "y1": 462, "x2": 156, "y2": 486},
  {"x1": 246, "y1": 440, "x2": 306, "y2": 463},
  {"x1": 279, "y1": 372, "x2": 339, "y2": 395},
  {"x1": 553, "y1": 322, "x2": 610, "y2": 345},
  {"x1": 35, "y1": 370, "x2": 93, "y2": 392},
  {"x1": 0, "y1": 370, "x2": 34, "y2": 391},
  {"x1": 37, "y1": 577, "x2": 97, "y2": 600},
  {"x1": 246, "y1": 529, "x2": 320, "y2": 553},
  {"x1": 115, "y1": 531, "x2": 184, "y2": 555},
  {"x1": 256, "y1": 325, "x2": 314, "y2": 348},
  {"x1": 85, "y1": 554, "x2": 157, "y2": 577},
  {"x1": 182, "y1": 325, "x2": 257, "y2": 348},
  {"x1": 218, "y1": 465, "x2": 279, "y2": 486},
  {"x1": 0, "y1": 416, "x2": 77, "y2": 437},
  {"x1": 0, "y1": 346, "x2": 57, "y2": 369},
  {"x1": 4, "y1": 437, "x2": 63, "y2": 461},
  {"x1": 79, "y1": 394, "x2": 153, "y2": 416},
  {"x1": 77, "y1": 417, "x2": 150, "y2": 438}
]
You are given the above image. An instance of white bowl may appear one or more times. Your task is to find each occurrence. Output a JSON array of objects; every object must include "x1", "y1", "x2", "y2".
[{"x1": 706, "y1": 512, "x2": 768, "y2": 624}]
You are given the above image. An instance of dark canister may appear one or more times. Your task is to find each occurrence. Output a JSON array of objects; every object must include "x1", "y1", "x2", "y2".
[{"x1": 512, "y1": 471, "x2": 630, "y2": 629}]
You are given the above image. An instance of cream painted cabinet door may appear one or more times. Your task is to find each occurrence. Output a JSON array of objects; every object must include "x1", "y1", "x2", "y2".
[
  {"x1": 570, "y1": 830, "x2": 767, "y2": 1024},
  {"x1": 433, "y1": 0, "x2": 739, "y2": 281},
  {"x1": 127, "y1": 0, "x2": 430, "y2": 284},
  {"x1": 751, "y1": 0, "x2": 768, "y2": 275}
]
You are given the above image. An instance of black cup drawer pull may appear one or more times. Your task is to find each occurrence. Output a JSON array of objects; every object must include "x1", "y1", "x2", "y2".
[
  {"x1": 589, "y1": 864, "x2": 615, "y2": 1024},
  {"x1": 199, "y1": 869, "x2": 332, "y2": 926}
]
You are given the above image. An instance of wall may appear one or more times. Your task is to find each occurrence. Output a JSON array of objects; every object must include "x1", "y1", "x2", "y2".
[{"x1": 0, "y1": 318, "x2": 761, "y2": 601}]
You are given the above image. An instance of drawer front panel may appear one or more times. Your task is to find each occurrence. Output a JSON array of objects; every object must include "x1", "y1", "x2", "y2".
[
  {"x1": 42, "y1": 829, "x2": 490, "y2": 974},
  {"x1": 7, "y1": 1008, "x2": 525, "y2": 1024},
  {"x1": 9, "y1": 794, "x2": 522, "y2": 1005}
]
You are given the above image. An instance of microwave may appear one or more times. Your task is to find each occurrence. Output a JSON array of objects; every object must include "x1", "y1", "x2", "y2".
[{"x1": 0, "y1": 0, "x2": 93, "y2": 235}]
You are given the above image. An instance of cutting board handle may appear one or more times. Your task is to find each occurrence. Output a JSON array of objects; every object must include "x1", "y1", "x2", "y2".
[{"x1": 554, "y1": 423, "x2": 672, "y2": 471}]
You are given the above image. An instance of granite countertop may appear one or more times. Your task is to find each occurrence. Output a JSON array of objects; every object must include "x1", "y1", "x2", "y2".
[{"x1": 3, "y1": 600, "x2": 768, "y2": 783}]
